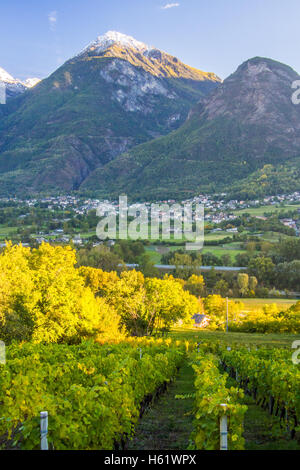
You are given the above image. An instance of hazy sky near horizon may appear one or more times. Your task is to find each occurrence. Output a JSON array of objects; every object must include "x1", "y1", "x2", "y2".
[{"x1": 1, "y1": 0, "x2": 300, "y2": 80}]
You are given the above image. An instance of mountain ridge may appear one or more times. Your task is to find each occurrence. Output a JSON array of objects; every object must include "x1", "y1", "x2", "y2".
[
  {"x1": 0, "y1": 31, "x2": 221, "y2": 196},
  {"x1": 83, "y1": 56, "x2": 300, "y2": 200}
]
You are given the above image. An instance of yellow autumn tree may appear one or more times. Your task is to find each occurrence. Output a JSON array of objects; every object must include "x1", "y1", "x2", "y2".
[
  {"x1": 94, "y1": 270, "x2": 199, "y2": 336},
  {"x1": 0, "y1": 242, "x2": 37, "y2": 342},
  {"x1": 203, "y1": 295, "x2": 244, "y2": 331},
  {"x1": 0, "y1": 243, "x2": 124, "y2": 344},
  {"x1": 78, "y1": 266, "x2": 119, "y2": 296}
]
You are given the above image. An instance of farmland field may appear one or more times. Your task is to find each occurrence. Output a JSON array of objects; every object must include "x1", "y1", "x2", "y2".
[
  {"x1": 202, "y1": 245, "x2": 246, "y2": 260},
  {"x1": 145, "y1": 242, "x2": 248, "y2": 264},
  {"x1": 0, "y1": 226, "x2": 18, "y2": 240},
  {"x1": 170, "y1": 327, "x2": 300, "y2": 348},
  {"x1": 204, "y1": 231, "x2": 235, "y2": 241},
  {"x1": 233, "y1": 203, "x2": 300, "y2": 217},
  {"x1": 234, "y1": 298, "x2": 299, "y2": 312}
]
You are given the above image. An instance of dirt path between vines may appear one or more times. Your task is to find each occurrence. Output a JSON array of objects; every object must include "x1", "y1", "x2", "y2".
[{"x1": 128, "y1": 363, "x2": 195, "y2": 450}]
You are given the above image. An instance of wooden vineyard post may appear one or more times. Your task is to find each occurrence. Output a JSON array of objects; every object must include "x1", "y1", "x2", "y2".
[
  {"x1": 220, "y1": 404, "x2": 228, "y2": 450},
  {"x1": 40, "y1": 411, "x2": 48, "y2": 450}
]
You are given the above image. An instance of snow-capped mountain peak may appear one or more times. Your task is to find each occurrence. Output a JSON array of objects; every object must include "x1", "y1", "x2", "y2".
[
  {"x1": 0, "y1": 66, "x2": 41, "y2": 101},
  {"x1": 80, "y1": 31, "x2": 152, "y2": 56},
  {"x1": 0, "y1": 66, "x2": 18, "y2": 84},
  {"x1": 23, "y1": 77, "x2": 41, "y2": 88}
]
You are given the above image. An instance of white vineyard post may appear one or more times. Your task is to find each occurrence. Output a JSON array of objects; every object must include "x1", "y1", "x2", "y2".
[
  {"x1": 220, "y1": 404, "x2": 228, "y2": 451},
  {"x1": 40, "y1": 411, "x2": 48, "y2": 450},
  {"x1": 139, "y1": 348, "x2": 142, "y2": 359},
  {"x1": 226, "y1": 297, "x2": 229, "y2": 332}
]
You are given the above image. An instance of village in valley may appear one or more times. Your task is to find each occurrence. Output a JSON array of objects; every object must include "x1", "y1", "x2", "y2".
[{"x1": 0, "y1": 190, "x2": 299, "y2": 248}]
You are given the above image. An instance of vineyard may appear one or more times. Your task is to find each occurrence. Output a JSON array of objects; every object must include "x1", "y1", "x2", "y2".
[
  {"x1": 1, "y1": 337, "x2": 299, "y2": 450},
  {"x1": 0, "y1": 244, "x2": 299, "y2": 451},
  {"x1": 0, "y1": 339, "x2": 184, "y2": 449}
]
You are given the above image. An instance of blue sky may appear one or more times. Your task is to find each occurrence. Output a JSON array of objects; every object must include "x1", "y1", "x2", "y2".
[{"x1": 1, "y1": 0, "x2": 300, "y2": 80}]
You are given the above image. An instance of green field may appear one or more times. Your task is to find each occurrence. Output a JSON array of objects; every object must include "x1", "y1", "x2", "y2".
[
  {"x1": 259, "y1": 231, "x2": 295, "y2": 243},
  {"x1": 145, "y1": 242, "x2": 247, "y2": 264},
  {"x1": 170, "y1": 327, "x2": 300, "y2": 348},
  {"x1": 234, "y1": 298, "x2": 298, "y2": 312},
  {"x1": 145, "y1": 246, "x2": 163, "y2": 263},
  {"x1": 233, "y1": 203, "x2": 300, "y2": 217},
  {"x1": 204, "y1": 231, "x2": 235, "y2": 241},
  {"x1": 0, "y1": 226, "x2": 18, "y2": 241},
  {"x1": 202, "y1": 245, "x2": 246, "y2": 261}
]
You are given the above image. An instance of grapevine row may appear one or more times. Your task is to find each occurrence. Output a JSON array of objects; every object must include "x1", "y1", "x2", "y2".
[
  {"x1": 189, "y1": 351, "x2": 247, "y2": 450},
  {"x1": 219, "y1": 346, "x2": 300, "y2": 437},
  {"x1": 0, "y1": 339, "x2": 184, "y2": 449}
]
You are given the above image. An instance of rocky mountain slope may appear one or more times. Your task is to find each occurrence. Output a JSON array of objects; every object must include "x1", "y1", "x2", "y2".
[
  {"x1": 0, "y1": 32, "x2": 220, "y2": 195},
  {"x1": 88, "y1": 57, "x2": 300, "y2": 200}
]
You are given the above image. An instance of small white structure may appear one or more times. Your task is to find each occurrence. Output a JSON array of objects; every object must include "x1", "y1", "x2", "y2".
[{"x1": 192, "y1": 314, "x2": 211, "y2": 328}]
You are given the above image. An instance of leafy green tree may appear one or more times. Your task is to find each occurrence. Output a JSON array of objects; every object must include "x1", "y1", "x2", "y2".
[
  {"x1": 214, "y1": 279, "x2": 229, "y2": 297},
  {"x1": 275, "y1": 260, "x2": 300, "y2": 290},
  {"x1": 237, "y1": 273, "x2": 249, "y2": 297},
  {"x1": 185, "y1": 274, "x2": 206, "y2": 297},
  {"x1": 170, "y1": 252, "x2": 201, "y2": 280},
  {"x1": 97, "y1": 270, "x2": 199, "y2": 336},
  {"x1": 273, "y1": 238, "x2": 300, "y2": 263},
  {"x1": 248, "y1": 257, "x2": 275, "y2": 286},
  {"x1": 220, "y1": 254, "x2": 232, "y2": 266},
  {"x1": 0, "y1": 243, "x2": 123, "y2": 344},
  {"x1": 77, "y1": 245, "x2": 122, "y2": 271},
  {"x1": 249, "y1": 276, "x2": 258, "y2": 293}
]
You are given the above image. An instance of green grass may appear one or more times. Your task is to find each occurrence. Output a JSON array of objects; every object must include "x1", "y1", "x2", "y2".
[
  {"x1": 243, "y1": 395, "x2": 300, "y2": 450},
  {"x1": 0, "y1": 226, "x2": 17, "y2": 234},
  {"x1": 169, "y1": 327, "x2": 300, "y2": 348},
  {"x1": 204, "y1": 231, "x2": 235, "y2": 241},
  {"x1": 128, "y1": 363, "x2": 195, "y2": 450},
  {"x1": 202, "y1": 246, "x2": 246, "y2": 260},
  {"x1": 145, "y1": 245, "x2": 191, "y2": 264},
  {"x1": 259, "y1": 231, "x2": 296, "y2": 243},
  {"x1": 145, "y1": 247, "x2": 162, "y2": 264},
  {"x1": 143, "y1": 237, "x2": 251, "y2": 265},
  {"x1": 233, "y1": 204, "x2": 300, "y2": 217},
  {"x1": 0, "y1": 226, "x2": 18, "y2": 239},
  {"x1": 129, "y1": 331, "x2": 300, "y2": 450},
  {"x1": 234, "y1": 298, "x2": 298, "y2": 312}
]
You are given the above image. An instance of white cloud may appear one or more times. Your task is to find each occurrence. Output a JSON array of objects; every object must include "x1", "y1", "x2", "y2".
[
  {"x1": 161, "y1": 3, "x2": 180, "y2": 10},
  {"x1": 48, "y1": 11, "x2": 57, "y2": 30}
]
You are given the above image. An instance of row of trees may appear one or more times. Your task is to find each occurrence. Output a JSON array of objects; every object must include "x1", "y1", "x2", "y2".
[
  {"x1": 0, "y1": 242, "x2": 199, "y2": 344},
  {"x1": 79, "y1": 267, "x2": 198, "y2": 336}
]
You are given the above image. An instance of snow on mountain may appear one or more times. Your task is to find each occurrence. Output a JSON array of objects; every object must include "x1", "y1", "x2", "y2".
[
  {"x1": 80, "y1": 30, "x2": 152, "y2": 56},
  {"x1": 0, "y1": 66, "x2": 19, "y2": 84},
  {"x1": 23, "y1": 77, "x2": 41, "y2": 88},
  {"x1": 0, "y1": 66, "x2": 41, "y2": 100}
]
